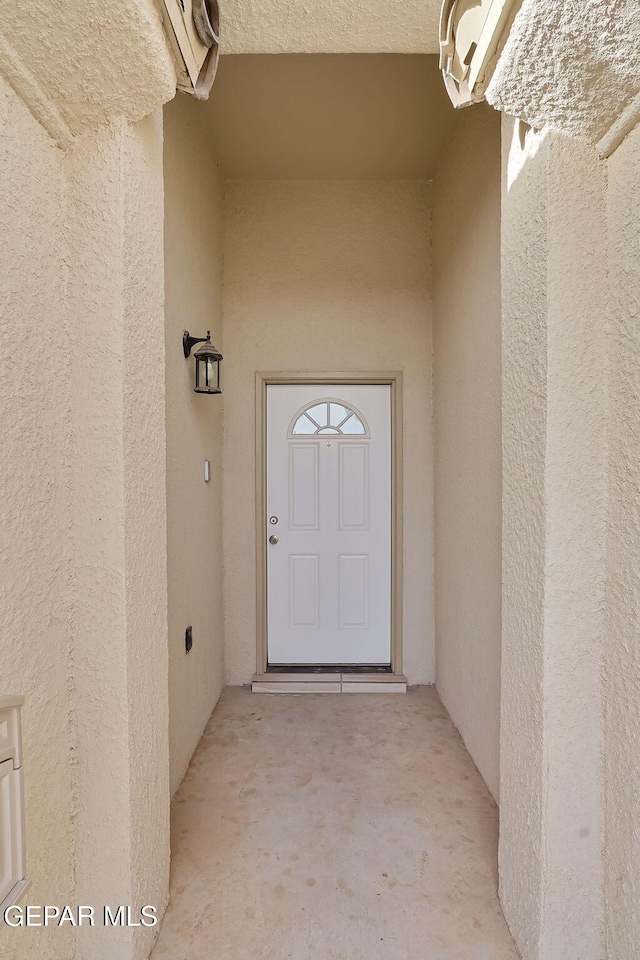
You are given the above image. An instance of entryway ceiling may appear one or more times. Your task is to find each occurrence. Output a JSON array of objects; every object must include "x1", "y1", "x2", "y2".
[
  {"x1": 202, "y1": 54, "x2": 455, "y2": 180},
  {"x1": 220, "y1": 0, "x2": 441, "y2": 53}
]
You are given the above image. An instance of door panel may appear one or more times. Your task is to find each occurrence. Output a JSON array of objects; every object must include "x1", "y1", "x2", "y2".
[
  {"x1": 339, "y1": 444, "x2": 369, "y2": 529},
  {"x1": 266, "y1": 384, "x2": 391, "y2": 665},
  {"x1": 289, "y1": 555, "x2": 320, "y2": 628},
  {"x1": 289, "y1": 445, "x2": 319, "y2": 529},
  {"x1": 339, "y1": 555, "x2": 369, "y2": 628}
]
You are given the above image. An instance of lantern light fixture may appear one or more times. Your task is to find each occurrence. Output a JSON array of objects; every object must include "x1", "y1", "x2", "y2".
[{"x1": 183, "y1": 330, "x2": 223, "y2": 395}]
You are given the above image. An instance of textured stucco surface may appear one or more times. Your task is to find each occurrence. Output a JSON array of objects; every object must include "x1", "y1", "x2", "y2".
[
  {"x1": 500, "y1": 116, "x2": 607, "y2": 960},
  {"x1": 432, "y1": 103, "x2": 502, "y2": 803},
  {"x1": 0, "y1": 75, "x2": 74, "y2": 960},
  {"x1": 0, "y1": 75, "x2": 170, "y2": 959},
  {"x1": 221, "y1": 0, "x2": 441, "y2": 53},
  {"x1": 0, "y1": 0, "x2": 175, "y2": 145},
  {"x1": 222, "y1": 181, "x2": 433, "y2": 685},
  {"x1": 121, "y1": 111, "x2": 171, "y2": 960},
  {"x1": 66, "y1": 111, "x2": 171, "y2": 960},
  {"x1": 3, "y1": 7, "x2": 640, "y2": 959},
  {"x1": 486, "y1": 0, "x2": 640, "y2": 152},
  {"x1": 65, "y1": 124, "x2": 135, "y2": 960},
  {"x1": 164, "y1": 94, "x2": 225, "y2": 796},
  {"x1": 605, "y1": 121, "x2": 640, "y2": 959}
]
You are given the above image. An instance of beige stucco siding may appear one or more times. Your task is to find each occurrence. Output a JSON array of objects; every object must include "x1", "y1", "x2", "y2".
[
  {"x1": 486, "y1": 0, "x2": 640, "y2": 155},
  {"x1": 432, "y1": 103, "x2": 502, "y2": 802},
  {"x1": 164, "y1": 95, "x2": 225, "y2": 796},
  {"x1": 605, "y1": 119, "x2": 640, "y2": 959},
  {"x1": 1, "y1": 74, "x2": 171, "y2": 959},
  {"x1": 499, "y1": 117, "x2": 607, "y2": 960},
  {"x1": 221, "y1": 0, "x2": 441, "y2": 54},
  {"x1": 65, "y1": 110, "x2": 171, "y2": 960},
  {"x1": 0, "y1": 75, "x2": 75, "y2": 960},
  {"x1": 222, "y1": 180, "x2": 433, "y2": 684}
]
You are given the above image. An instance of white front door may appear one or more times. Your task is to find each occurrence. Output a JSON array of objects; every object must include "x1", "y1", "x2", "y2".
[{"x1": 266, "y1": 384, "x2": 391, "y2": 665}]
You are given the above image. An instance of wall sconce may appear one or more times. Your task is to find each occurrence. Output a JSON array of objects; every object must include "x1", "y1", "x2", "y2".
[{"x1": 183, "y1": 330, "x2": 223, "y2": 395}]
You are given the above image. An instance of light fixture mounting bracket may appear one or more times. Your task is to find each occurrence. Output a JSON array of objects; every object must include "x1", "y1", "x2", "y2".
[{"x1": 183, "y1": 330, "x2": 210, "y2": 358}]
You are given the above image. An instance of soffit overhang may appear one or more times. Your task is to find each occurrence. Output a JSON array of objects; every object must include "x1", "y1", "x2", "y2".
[
  {"x1": 0, "y1": 0, "x2": 178, "y2": 148},
  {"x1": 486, "y1": 0, "x2": 640, "y2": 157},
  {"x1": 440, "y1": 0, "x2": 640, "y2": 158},
  {"x1": 220, "y1": 0, "x2": 442, "y2": 54},
  {"x1": 0, "y1": 0, "x2": 443, "y2": 149}
]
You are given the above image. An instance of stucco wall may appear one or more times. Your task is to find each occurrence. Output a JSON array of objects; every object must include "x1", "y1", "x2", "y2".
[
  {"x1": 486, "y1": 0, "x2": 640, "y2": 157},
  {"x1": 222, "y1": 180, "x2": 433, "y2": 684},
  {"x1": 65, "y1": 111, "x2": 170, "y2": 960},
  {"x1": 500, "y1": 116, "x2": 607, "y2": 960},
  {"x1": 0, "y1": 74, "x2": 170, "y2": 959},
  {"x1": 221, "y1": 0, "x2": 441, "y2": 54},
  {"x1": 0, "y1": 13, "x2": 177, "y2": 952},
  {"x1": 0, "y1": 74, "x2": 75, "y2": 960},
  {"x1": 0, "y1": 0, "x2": 175, "y2": 146},
  {"x1": 164, "y1": 94, "x2": 225, "y2": 796},
  {"x1": 605, "y1": 120, "x2": 640, "y2": 959},
  {"x1": 432, "y1": 104, "x2": 502, "y2": 802}
]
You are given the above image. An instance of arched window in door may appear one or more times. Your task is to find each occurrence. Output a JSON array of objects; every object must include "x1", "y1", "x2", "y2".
[{"x1": 288, "y1": 399, "x2": 370, "y2": 438}]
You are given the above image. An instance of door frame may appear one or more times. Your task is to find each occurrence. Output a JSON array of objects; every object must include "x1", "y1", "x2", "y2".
[{"x1": 255, "y1": 372, "x2": 404, "y2": 677}]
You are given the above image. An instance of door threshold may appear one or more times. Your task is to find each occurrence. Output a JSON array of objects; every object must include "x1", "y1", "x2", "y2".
[
  {"x1": 251, "y1": 672, "x2": 407, "y2": 694},
  {"x1": 266, "y1": 664, "x2": 392, "y2": 674}
]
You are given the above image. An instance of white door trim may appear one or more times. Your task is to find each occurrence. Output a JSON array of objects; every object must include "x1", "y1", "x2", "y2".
[{"x1": 255, "y1": 372, "x2": 403, "y2": 677}]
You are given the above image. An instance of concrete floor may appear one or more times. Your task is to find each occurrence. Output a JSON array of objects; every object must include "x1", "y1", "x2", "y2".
[{"x1": 150, "y1": 687, "x2": 519, "y2": 960}]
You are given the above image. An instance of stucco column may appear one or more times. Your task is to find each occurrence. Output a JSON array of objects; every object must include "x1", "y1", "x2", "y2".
[
  {"x1": 65, "y1": 112, "x2": 170, "y2": 960},
  {"x1": 499, "y1": 116, "x2": 607, "y2": 960},
  {"x1": 486, "y1": 0, "x2": 640, "y2": 157},
  {"x1": 604, "y1": 122, "x2": 640, "y2": 959}
]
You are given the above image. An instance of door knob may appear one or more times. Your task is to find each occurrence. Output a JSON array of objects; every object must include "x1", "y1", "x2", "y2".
[{"x1": 269, "y1": 535, "x2": 279, "y2": 545}]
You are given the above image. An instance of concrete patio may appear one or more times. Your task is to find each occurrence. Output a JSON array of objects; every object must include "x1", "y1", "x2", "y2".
[{"x1": 151, "y1": 687, "x2": 518, "y2": 960}]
